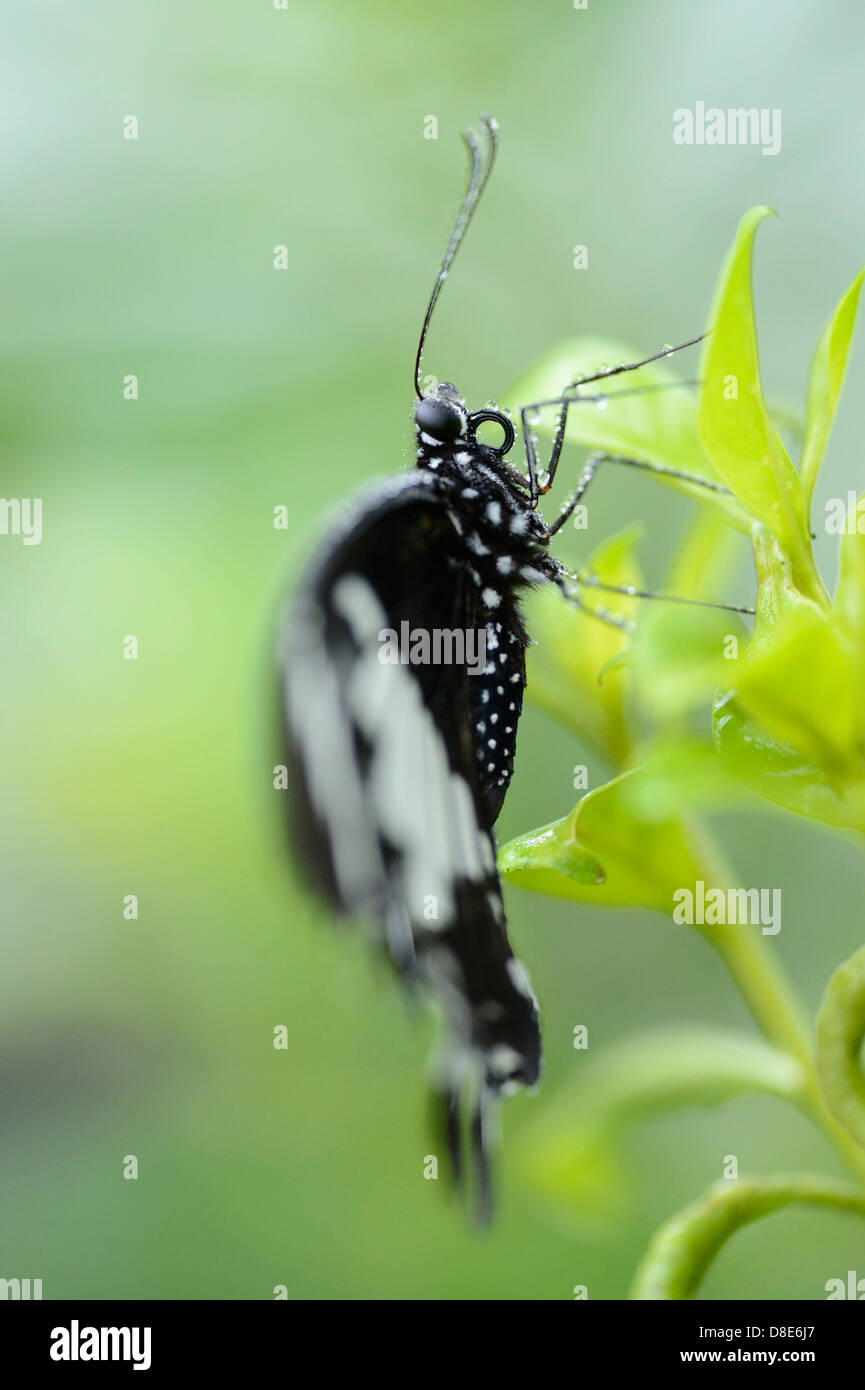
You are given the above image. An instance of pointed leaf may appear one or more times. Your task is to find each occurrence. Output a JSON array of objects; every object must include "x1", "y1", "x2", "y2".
[
  {"x1": 801, "y1": 268, "x2": 865, "y2": 511},
  {"x1": 698, "y1": 208, "x2": 814, "y2": 589}
]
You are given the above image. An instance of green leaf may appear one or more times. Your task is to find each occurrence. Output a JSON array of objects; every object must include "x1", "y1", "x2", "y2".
[
  {"x1": 836, "y1": 493, "x2": 865, "y2": 642},
  {"x1": 713, "y1": 691, "x2": 865, "y2": 834},
  {"x1": 749, "y1": 526, "x2": 801, "y2": 644},
  {"x1": 816, "y1": 945, "x2": 865, "y2": 1151},
  {"x1": 629, "y1": 717, "x2": 865, "y2": 840},
  {"x1": 801, "y1": 268, "x2": 865, "y2": 513},
  {"x1": 523, "y1": 525, "x2": 641, "y2": 766},
  {"x1": 622, "y1": 735, "x2": 751, "y2": 822},
  {"x1": 632, "y1": 604, "x2": 747, "y2": 721},
  {"x1": 664, "y1": 505, "x2": 743, "y2": 602},
  {"x1": 499, "y1": 817, "x2": 606, "y2": 894},
  {"x1": 698, "y1": 208, "x2": 816, "y2": 595},
  {"x1": 506, "y1": 337, "x2": 748, "y2": 526},
  {"x1": 499, "y1": 768, "x2": 705, "y2": 912},
  {"x1": 768, "y1": 397, "x2": 806, "y2": 450},
  {"x1": 513, "y1": 1125, "x2": 629, "y2": 1234},
  {"x1": 714, "y1": 522, "x2": 865, "y2": 809},
  {"x1": 717, "y1": 527, "x2": 860, "y2": 779},
  {"x1": 835, "y1": 494, "x2": 865, "y2": 726},
  {"x1": 517, "y1": 1028, "x2": 804, "y2": 1234},
  {"x1": 731, "y1": 600, "x2": 858, "y2": 774},
  {"x1": 630, "y1": 1174, "x2": 865, "y2": 1300}
]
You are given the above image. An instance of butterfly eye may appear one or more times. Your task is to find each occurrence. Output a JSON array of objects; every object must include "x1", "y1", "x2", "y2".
[{"x1": 415, "y1": 397, "x2": 464, "y2": 442}]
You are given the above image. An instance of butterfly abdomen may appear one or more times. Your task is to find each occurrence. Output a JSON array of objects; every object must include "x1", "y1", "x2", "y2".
[{"x1": 416, "y1": 435, "x2": 560, "y2": 826}]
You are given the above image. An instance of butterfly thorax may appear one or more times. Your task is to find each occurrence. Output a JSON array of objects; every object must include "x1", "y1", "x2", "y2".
[{"x1": 414, "y1": 428, "x2": 554, "y2": 573}]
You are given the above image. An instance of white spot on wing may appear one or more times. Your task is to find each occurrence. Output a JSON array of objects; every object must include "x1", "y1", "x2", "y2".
[
  {"x1": 506, "y1": 957, "x2": 537, "y2": 1002},
  {"x1": 488, "y1": 1043, "x2": 523, "y2": 1077}
]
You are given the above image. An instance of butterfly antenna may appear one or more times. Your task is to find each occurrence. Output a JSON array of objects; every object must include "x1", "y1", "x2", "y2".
[{"x1": 414, "y1": 115, "x2": 499, "y2": 399}]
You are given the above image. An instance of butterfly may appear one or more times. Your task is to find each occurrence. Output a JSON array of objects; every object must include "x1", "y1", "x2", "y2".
[{"x1": 277, "y1": 116, "x2": 745, "y2": 1218}]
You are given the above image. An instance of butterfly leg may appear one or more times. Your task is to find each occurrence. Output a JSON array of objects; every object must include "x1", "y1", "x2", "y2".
[
  {"x1": 553, "y1": 574, "x2": 635, "y2": 635},
  {"x1": 548, "y1": 452, "x2": 602, "y2": 534},
  {"x1": 558, "y1": 333, "x2": 706, "y2": 394},
  {"x1": 519, "y1": 334, "x2": 706, "y2": 505},
  {"x1": 547, "y1": 451, "x2": 732, "y2": 536},
  {"x1": 571, "y1": 573, "x2": 754, "y2": 616}
]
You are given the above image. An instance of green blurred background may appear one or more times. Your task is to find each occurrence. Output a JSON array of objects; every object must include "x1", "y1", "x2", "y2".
[{"x1": 3, "y1": 0, "x2": 865, "y2": 1299}]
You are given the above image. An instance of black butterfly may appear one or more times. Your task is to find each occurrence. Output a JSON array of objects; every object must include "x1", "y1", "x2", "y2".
[{"x1": 277, "y1": 116, "x2": 744, "y2": 1218}]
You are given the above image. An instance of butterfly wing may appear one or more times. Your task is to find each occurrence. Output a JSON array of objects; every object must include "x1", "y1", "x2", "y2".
[{"x1": 278, "y1": 473, "x2": 540, "y2": 1215}]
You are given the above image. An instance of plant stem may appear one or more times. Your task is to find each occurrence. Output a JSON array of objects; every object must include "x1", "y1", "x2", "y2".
[
  {"x1": 694, "y1": 826, "x2": 865, "y2": 1187},
  {"x1": 697, "y1": 919, "x2": 811, "y2": 1063}
]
